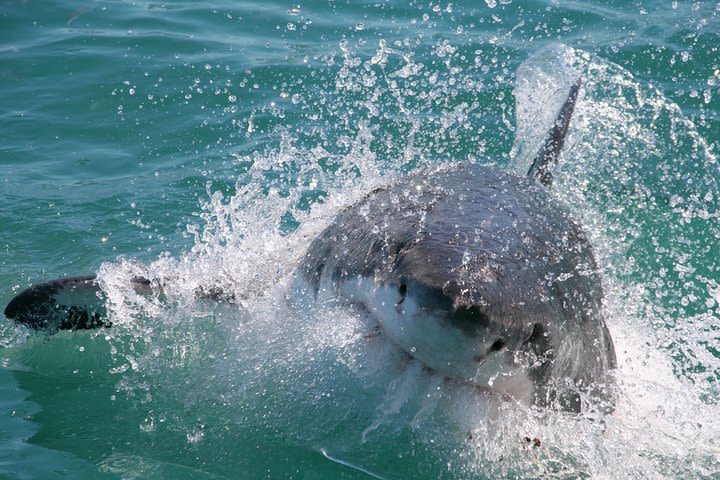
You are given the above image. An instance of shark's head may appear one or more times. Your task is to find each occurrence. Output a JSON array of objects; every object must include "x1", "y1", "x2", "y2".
[
  {"x1": 300, "y1": 165, "x2": 616, "y2": 410},
  {"x1": 292, "y1": 78, "x2": 614, "y2": 411},
  {"x1": 354, "y1": 180, "x2": 615, "y2": 409}
]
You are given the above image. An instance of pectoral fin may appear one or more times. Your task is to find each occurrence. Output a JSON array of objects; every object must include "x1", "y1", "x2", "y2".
[
  {"x1": 4, "y1": 275, "x2": 154, "y2": 331},
  {"x1": 4, "y1": 276, "x2": 106, "y2": 330}
]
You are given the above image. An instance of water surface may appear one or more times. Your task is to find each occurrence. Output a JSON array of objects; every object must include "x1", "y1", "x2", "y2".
[{"x1": 1, "y1": 1, "x2": 719, "y2": 478}]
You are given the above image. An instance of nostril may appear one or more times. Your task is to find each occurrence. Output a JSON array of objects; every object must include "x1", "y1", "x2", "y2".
[{"x1": 489, "y1": 338, "x2": 506, "y2": 352}]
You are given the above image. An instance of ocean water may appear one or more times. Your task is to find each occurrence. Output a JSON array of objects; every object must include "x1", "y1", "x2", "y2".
[{"x1": 1, "y1": 1, "x2": 719, "y2": 479}]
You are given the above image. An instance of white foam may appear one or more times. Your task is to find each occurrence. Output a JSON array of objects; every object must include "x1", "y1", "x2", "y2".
[{"x1": 85, "y1": 43, "x2": 720, "y2": 478}]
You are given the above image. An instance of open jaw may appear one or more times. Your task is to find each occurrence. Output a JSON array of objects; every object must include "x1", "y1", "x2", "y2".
[{"x1": 351, "y1": 276, "x2": 550, "y2": 404}]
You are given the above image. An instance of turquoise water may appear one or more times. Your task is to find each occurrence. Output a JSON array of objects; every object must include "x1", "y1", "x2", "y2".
[{"x1": 1, "y1": 1, "x2": 719, "y2": 478}]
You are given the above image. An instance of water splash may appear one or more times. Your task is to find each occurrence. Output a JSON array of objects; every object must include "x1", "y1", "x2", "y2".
[{"x1": 4, "y1": 37, "x2": 719, "y2": 478}]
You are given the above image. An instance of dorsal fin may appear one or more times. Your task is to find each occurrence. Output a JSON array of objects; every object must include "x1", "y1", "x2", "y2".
[{"x1": 526, "y1": 80, "x2": 580, "y2": 186}]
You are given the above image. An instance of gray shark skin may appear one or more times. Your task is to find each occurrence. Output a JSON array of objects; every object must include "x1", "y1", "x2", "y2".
[
  {"x1": 3, "y1": 78, "x2": 616, "y2": 411},
  {"x1": 3, "y1": 276, "x2": 107, "y2": 330},
  {"x1": 294, "y1": 164, "x2": 616, "y2": 411}
]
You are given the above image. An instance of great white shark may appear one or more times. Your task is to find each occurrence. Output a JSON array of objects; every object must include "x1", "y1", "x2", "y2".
[{"x1": 4, "y1": 78, "x2": 616, "y2": 412}]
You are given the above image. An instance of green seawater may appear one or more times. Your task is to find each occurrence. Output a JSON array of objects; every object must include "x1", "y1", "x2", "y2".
[{"x1": 1, "y1": 1, "x2": 719, "y2": 479}]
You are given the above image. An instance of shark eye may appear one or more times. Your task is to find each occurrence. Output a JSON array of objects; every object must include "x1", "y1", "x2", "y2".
[
  {"x1": 398, "y1": 282, "x2": 407, "y2": 301},
  {"x1": 526, "y1": 323, "x2": 544, "y2": 344},
  {"x1": 489, "y1": 338, "x2": 506, "y2": 352}
]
